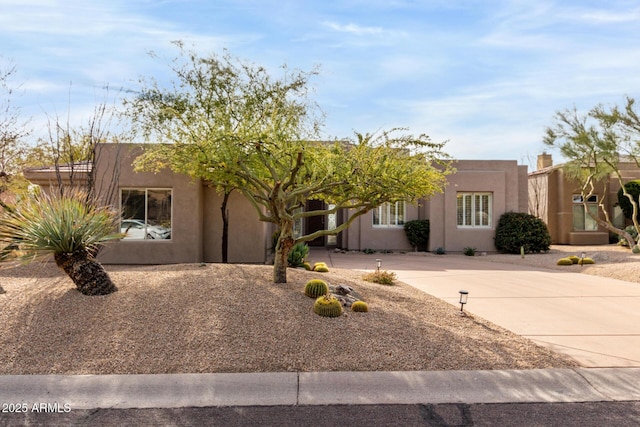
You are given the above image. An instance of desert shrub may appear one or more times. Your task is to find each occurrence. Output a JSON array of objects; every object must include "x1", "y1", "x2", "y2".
[
  {"x1": 287, "y1": 242, "x2": 309, "y2": 268},
  {"x1": 463, "y1": 247, "x2": 476, "y2": 256},
  {"x1": 404, "y1": 219, "x2": 430, "y2": 251},
  {"x1": 362, "y1": 248, "x2": 376, "y2": 254},
  {"x1": 618, "y1": 225, "x2": 639, "y2": 247},
  {"x1": 434, "y1": 247, "x2": 446, "y2": 255},
  {"x1": 351, "y1": 301, "x2": 369, "y2": 312},
  {"x1": 618, "y1": 180, "x2": 640, "y2": 222},
  {"x1": 304, "y1": 279, "x2": 329, "y2": 298},
  {"x1": 362, "y1": 270, "x2": 397, "y2": 285},
  {"x1": 557, "y1": 257, "x2": 573, "y2": 266},
  {"x1": 494, "y1": 212, "x2": 551, "y2": 254},
  {"x1": 313, "y1": 295, "x2": 343, "y2": 317}
]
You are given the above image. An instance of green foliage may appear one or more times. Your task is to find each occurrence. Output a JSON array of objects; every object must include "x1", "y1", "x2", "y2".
[
  {"x1": 304, "y1": 279, "x2": 329, "y2": 298},
  {"x1": 351, "y1": 301, "x2": 369, "y2": 313},
  {"x1": 632, "y1": 245, "x2": 640, "y2": 254},
  {"x1": 313, "y1": 295, "x2": 343, "y2": 317},
  {"x1": 0, "y1": 190, "x2": 123, "y2": 261},
  {"x1": 288, "y1": 242, "x2": 309, "y2": 268},
  {"x1": 362, "y1": 270, "x2": 397, "y2": 285},
  {"x1": 362, "y1": 248, "x2": 376, "y2": 254},
  {"x1": 127, "y1": 44, "x2": 454, "y2": 284},
  {"x1": 403, "y1": 219, "x2": 430, "y2": 251},
  {"x1": 557, "y1": 258, "x2": 574, "y2": 266},
  {"x1": 494, "y1": 212, "x2": 551, "y2": 254},
  {"x1": 618, "y1": 180, "x2": 640, "y2": 222},
  {"x1": 578, "y1": 257, "x2": 595, "y2": 265},
  {"x1": 434, "y1": 247, "x2": 446, "y2": 255},
  {"x1": 463, "y1": 247, "x2": 476, "y2": 256}
]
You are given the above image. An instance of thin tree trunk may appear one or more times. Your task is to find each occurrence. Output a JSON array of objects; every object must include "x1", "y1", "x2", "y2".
[
  {"x1": 221, "y1": 189, "x2": 232, "y2": 264},
  {"x1": 54, "y1": 250, "x2": 117, "y2": 295}
]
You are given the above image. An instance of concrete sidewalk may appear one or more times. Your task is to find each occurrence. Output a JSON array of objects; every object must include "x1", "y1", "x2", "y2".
[
  {"x1": 314, "y1": 249, "x2": 640, "y2": 368},
  {"x1": 1, "y1": 368, "x2": 639, "y2": 409}
]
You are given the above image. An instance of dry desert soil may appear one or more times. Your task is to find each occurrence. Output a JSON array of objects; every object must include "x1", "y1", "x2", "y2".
[{"x1": 1, "y1": 244, "x2": 633, "y2": 375}]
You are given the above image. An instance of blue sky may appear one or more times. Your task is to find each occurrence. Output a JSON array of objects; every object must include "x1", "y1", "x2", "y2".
[{"x1": 2, "y1": 0, "x2": 640, "y2": 167}]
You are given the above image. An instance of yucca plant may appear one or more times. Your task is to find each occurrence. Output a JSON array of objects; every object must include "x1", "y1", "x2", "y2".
[{"x1": 0, "y1": 190, "x2": 123, "y2": 295}]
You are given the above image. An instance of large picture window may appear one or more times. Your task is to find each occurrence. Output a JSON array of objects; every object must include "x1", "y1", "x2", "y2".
[
  {"x1": 121, "y1": 189, "x2": 172, "y2": 240},
  {"x1": 373, "y1": 202, "x2": 405, "y2": 227},
  {"x1": 457, "y1": 193, "x2": 492, "y2": 228},
  {"x1": 572, "y1": 194, "x2": 598, "y2": 231}
]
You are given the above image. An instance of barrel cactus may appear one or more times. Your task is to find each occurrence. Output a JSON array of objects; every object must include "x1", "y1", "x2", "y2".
[
  {"x1": 304, "y1": 279, "x2": 329, "y2": 298},
  {"x1": 351, "y1": 301, "x2": 369, "y2": 313},
  {"x1": 578, "y1": 257, "x2": 595, "y2": 265},
  {"x1": 313, "y1": 262, "x2": 329, "y2": 273},
  {"x1": 313, "y1": 295, "x2": 343, "y2": 317},
  {"x1": 557, "y1": 257, "x2": 573, "y2": 266}
]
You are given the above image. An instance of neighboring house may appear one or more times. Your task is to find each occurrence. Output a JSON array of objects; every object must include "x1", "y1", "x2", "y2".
[
  {"x1": 528, "y1": 153, "x2": 640, "y2": 245},
  {"x1": 23, "y1": 143, "x2": 529, "y2": 264}
]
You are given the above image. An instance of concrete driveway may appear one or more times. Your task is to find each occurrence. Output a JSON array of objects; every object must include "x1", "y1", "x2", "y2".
[{"x1": 316, "y1": 250, "x2": 640, "y2": 368}]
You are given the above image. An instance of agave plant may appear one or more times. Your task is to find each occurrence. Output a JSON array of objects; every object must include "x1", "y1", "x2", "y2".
[{"x1": 0, "y1": 190, "x2": 123, "y2": 295}]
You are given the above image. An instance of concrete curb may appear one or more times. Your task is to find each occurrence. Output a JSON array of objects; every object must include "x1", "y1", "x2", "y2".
[{"x1": 1, "y1": 368, "x2": 638, "y2": 409}]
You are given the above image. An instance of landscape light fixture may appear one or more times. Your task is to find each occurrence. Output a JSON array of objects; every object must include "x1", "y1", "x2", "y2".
[
  {"x1": 458, "y1": 290, "x2": 469, "y2": 313},
  {"x1": 581, "y1": 251, "x2": 586, "y2": 266},
  {"x1": 376, "y1": 259, "x2": 382, "y2": 272}
]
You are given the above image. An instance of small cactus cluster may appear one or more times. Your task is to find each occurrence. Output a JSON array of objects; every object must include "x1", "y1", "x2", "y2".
[
  {"x1": 305, "y1": 280, "x2": 369, "y2": 316},
  {"x1": 312, "y1": 262, "x2": 329, "y2": 272},
  {"x1": 304, "y1": 279, "x2": 329, "y2": 298},
  {"x1": 313, "y1": 294, "x2": 343, "y2": 317},
  {"x1": 558, "y1": 255, "x2": 596, "y2": 266}
]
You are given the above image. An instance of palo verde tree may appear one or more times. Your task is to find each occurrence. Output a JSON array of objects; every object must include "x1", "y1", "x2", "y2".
[
  {"x1": 544, "y1": 97, "x2": 640, "y2": 248},
  {"x1": 126, "y1": 44, "x2": 453, "y2": 283},
  {"x1": 0, "y1": 59, "x2": 30, "y2": 206}
]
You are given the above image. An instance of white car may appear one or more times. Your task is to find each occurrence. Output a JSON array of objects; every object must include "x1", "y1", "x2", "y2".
[{"x1": 121, "y1": 219, "x2": 171, "y2": 240}]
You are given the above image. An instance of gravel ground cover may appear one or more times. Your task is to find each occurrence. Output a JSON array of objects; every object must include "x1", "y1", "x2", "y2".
[{"x1": 0, "y1": 257, "x2": 578, "y2": 375}]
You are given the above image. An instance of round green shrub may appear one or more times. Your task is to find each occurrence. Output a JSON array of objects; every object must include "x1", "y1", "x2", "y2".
[
  {"x1": 557, "y1": 257, "x2": 574, "y2": 266},
  {"x1": 633, "y1": 245, "x2": 640, "y2": 254},
  {"x1": 404, "y1": 219, "x2": 430, "y2": 251},
  {"x1": 578, "y1": 257, "x2": 595, "y2": 265},
  {"x1": 314, "y1": 295, "x2": 343, "y2": 317},
  {"x1": 618, "y1": 180, "x2": 640, "y2": 222},
  {"x1": 304, "y1": 279, "x2": 329, "y2": 298},
  {"x1": 351, "y1": 301, "x2": 369, "y2": 312},
  {"x1": 494, "y1": 212, "x2": 551, "y2": 254}
]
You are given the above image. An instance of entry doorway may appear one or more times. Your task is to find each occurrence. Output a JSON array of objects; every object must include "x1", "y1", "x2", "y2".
[{"x1": 304, "y1": 200, "x2": 337, "y2": 247}]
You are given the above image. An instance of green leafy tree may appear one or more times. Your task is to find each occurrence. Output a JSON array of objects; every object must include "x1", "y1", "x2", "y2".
[
  {"x1": 126, "y1": 44, "x2": 453, "y2": 283},
  {"x1": 0, "y1": 190, "x2": 123, "y2": 295},
  {"x1": 544, "y1": 98, "x2": 640, "y2": 248}
]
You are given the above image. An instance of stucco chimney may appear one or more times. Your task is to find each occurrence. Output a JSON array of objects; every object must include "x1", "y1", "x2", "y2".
[{"x1": 537, "y1": 152, "x2": 552, "y2": 170}]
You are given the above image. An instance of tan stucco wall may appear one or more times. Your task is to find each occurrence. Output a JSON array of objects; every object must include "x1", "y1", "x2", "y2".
[
  {"x1": 341, "y1": 160, "x2": 528, "y2": 253},
  {"x1": 530, "y1": 162, "x2": 640, "y2": 245},
  {"x1": 341, "y1": 204, "x2": 419, "y2": 251},
  {"x1": 97, "y1": 144, "x2": 206, "y2": 264},
  {"x1": 95, "y1": 144, "x2": 268, "y2": 264},
  {"x1": 202, "y1": 187, "x2": 268, "y2": 263}
]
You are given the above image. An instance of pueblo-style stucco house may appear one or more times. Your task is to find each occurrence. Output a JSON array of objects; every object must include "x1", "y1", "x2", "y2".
[
  {"x1": 24, "y1": 143, "x2": 528, "y2": 264},
  {"x1": 529, "y1": 153, "x2": 640, "y2": 245}
]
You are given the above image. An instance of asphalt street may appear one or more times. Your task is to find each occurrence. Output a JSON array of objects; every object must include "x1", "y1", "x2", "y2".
[{"x1": 2, "y1": 402, "x2": 640, "y2": 427}]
